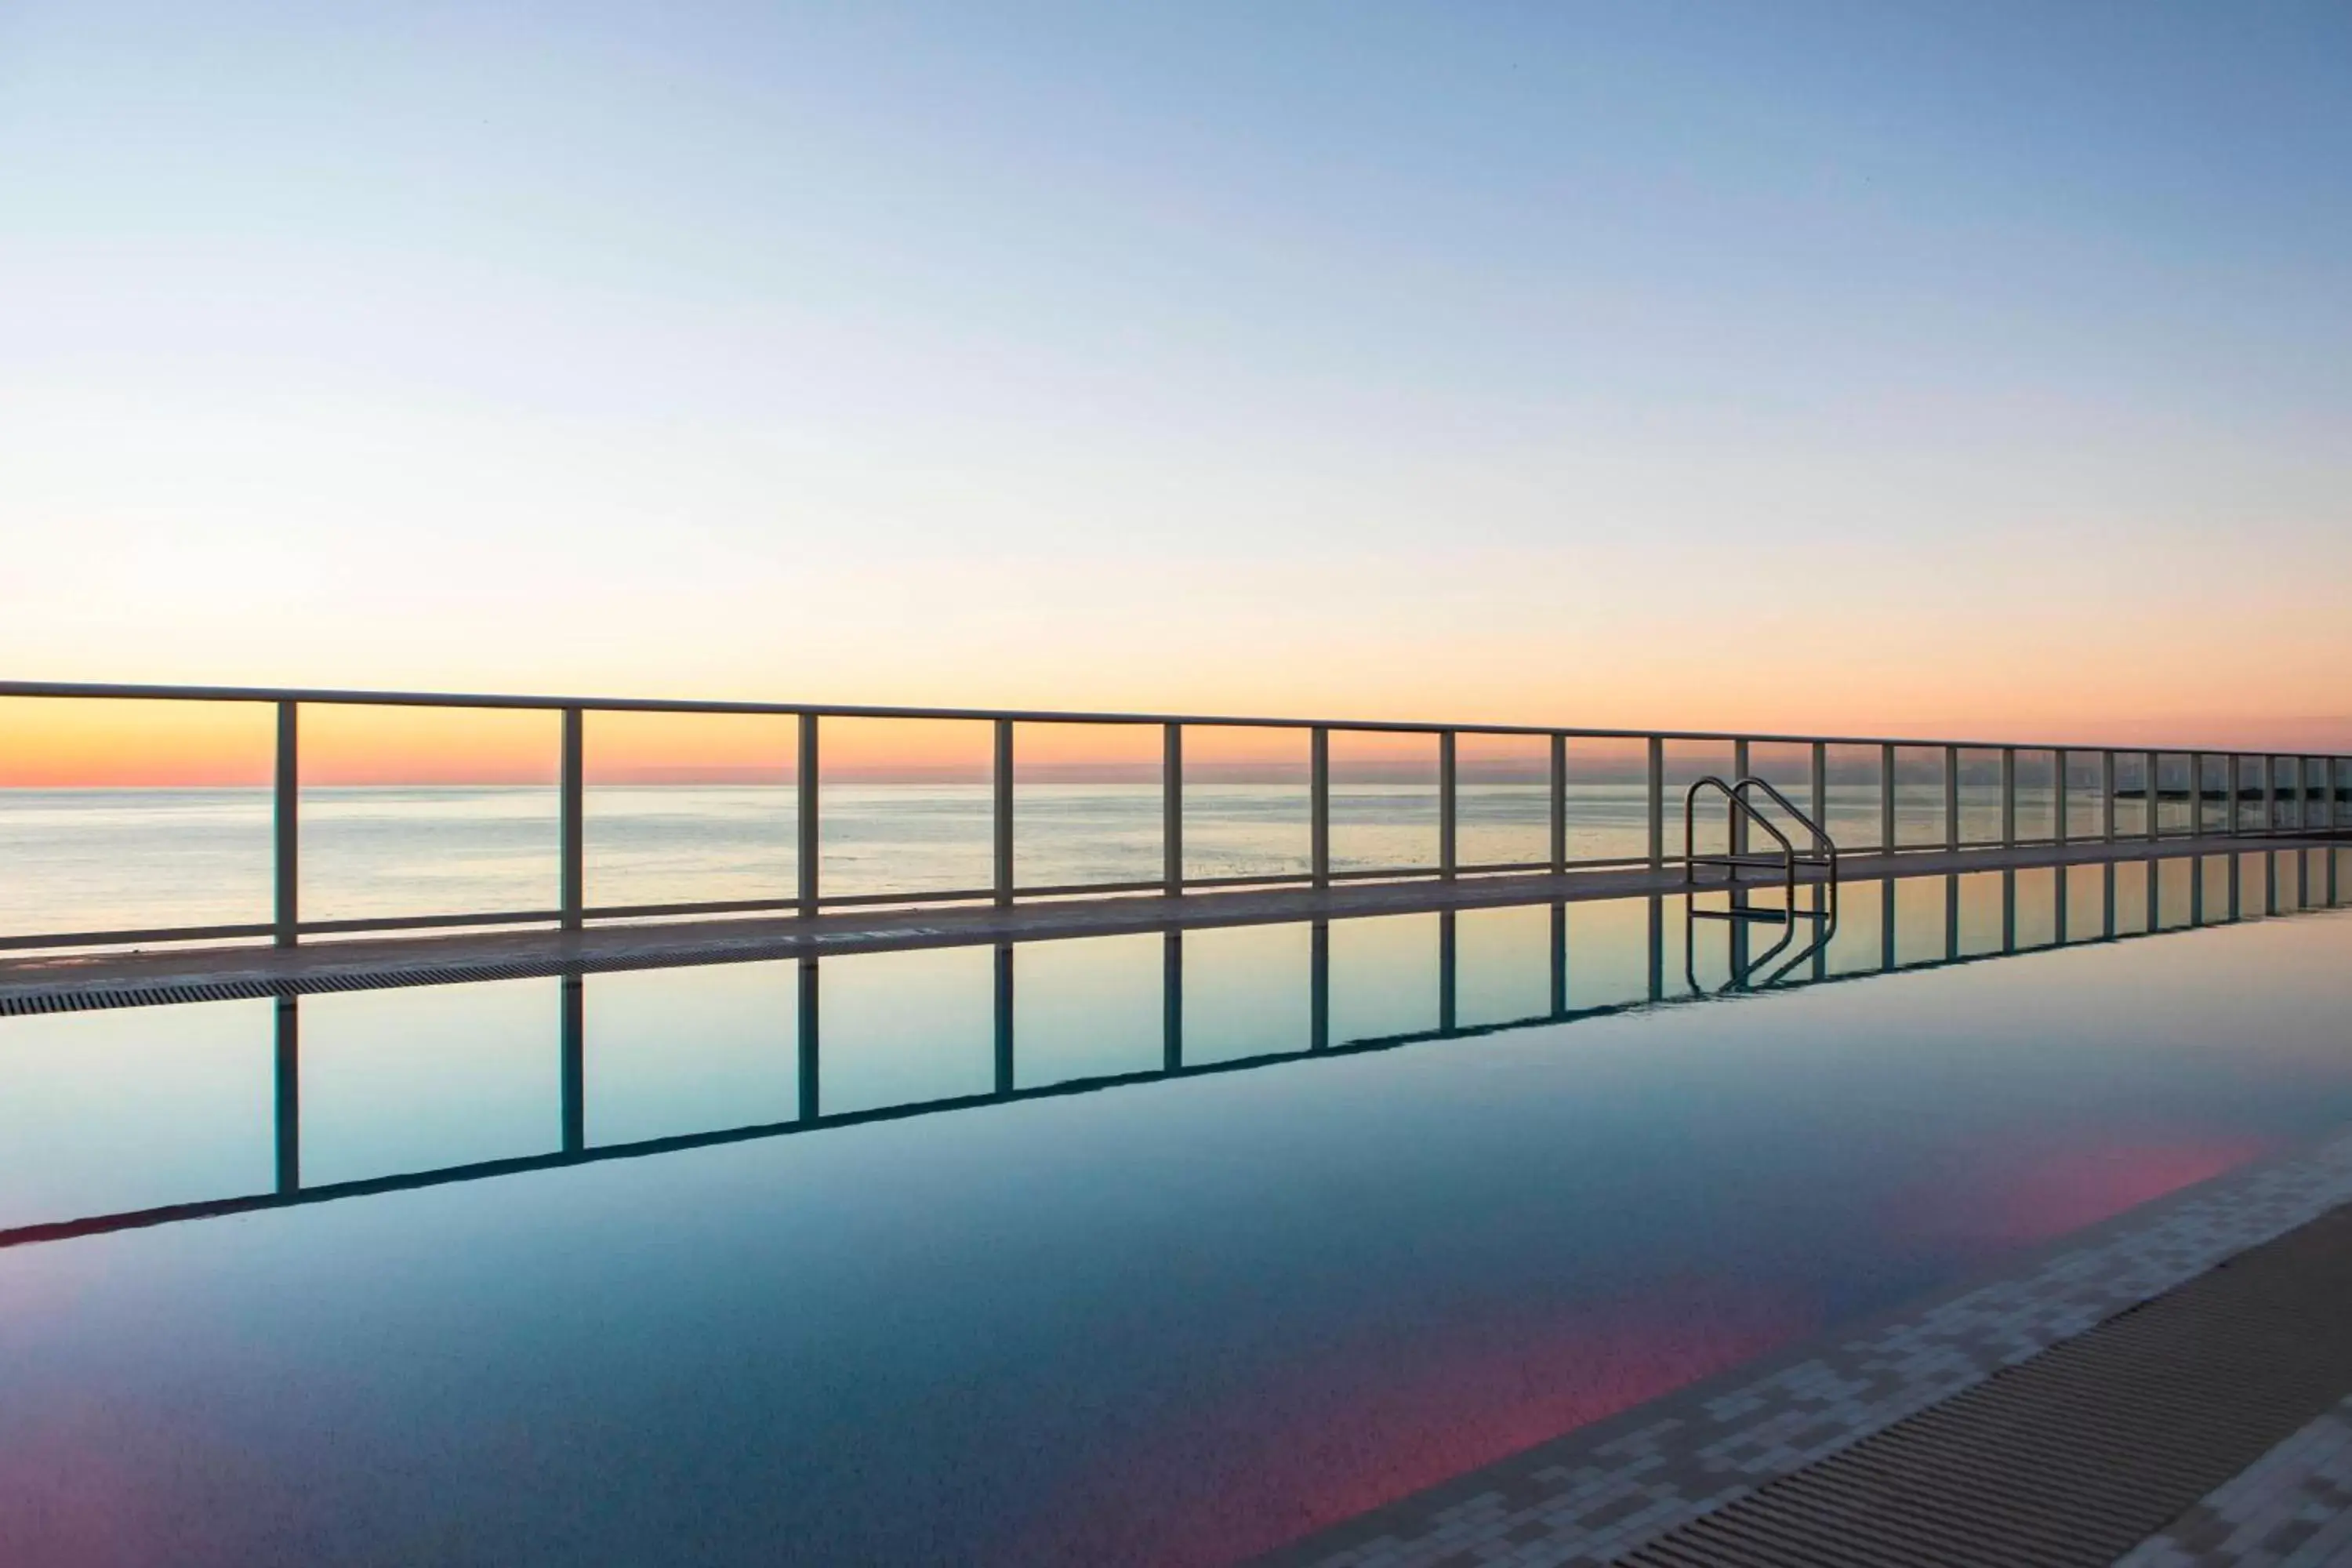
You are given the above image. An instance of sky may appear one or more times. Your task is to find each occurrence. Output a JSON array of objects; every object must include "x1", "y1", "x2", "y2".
[{"x1": 4, "y1": 1, "x2": 2350, "y2": 777}]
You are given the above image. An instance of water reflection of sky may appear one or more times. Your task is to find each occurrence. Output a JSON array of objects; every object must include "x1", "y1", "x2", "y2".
[{"x1": 1, "y1": 873, "x2": 2349, "y2": 1566}]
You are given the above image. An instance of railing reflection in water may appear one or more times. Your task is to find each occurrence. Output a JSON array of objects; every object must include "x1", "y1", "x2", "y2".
[{"x1": 2, "y1": 846, "x2": 2345, "y2": 1250}]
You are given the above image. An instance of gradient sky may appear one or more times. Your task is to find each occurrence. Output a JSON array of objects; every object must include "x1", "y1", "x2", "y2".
[{"x1": 5, "y1": 1, "x2": 2350, "y2": 758}]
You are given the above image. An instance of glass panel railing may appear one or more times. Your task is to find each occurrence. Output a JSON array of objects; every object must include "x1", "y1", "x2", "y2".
[
  {"x1": 1954, "y1": 749, "x2": 2002, "y2": 846},
  {"x1": 1454, "y1": 733, "x2": 1551, "y2": 870},
  {"x1": 1820, "y1": 743, "x2": 1882, "y2": 854},
  {"x1": 1661, "y1": 741, "x2": 1737, "y2": 859},
  {"x1": 2061, "y1": 750, "x2": 2105, "y2": 841},
  {"x1": 1563, "y1": 738, "x2": 1651, "y2": 865},
  {"x1": 2197, "y1": 754, "x2": 2231, "y2": 837},
  {"x1": 2155, "y1": 753, "x2": 2194, "y2": 837},
  {"x1": 301, "y1": 704, "x2": 559, "y2": 926},
  {"x1": 2113, "y1": 753, "x2": 2150, "y2": 839},
  {"x1": 1181, "y1": 725, "x2": 1308, "y2": 885},
  {"x1": 583, "y1": 709, "x2": 795, "y2": 913},
  {"x1": 1891, "y1": 747, "x2": 1946, "y2": 849},
  {"x1": 1011, "y1": 720, "x2": 1163, "y2": 892},
  {"x1": 1328, "y1": 730, "x2": 1439, "y2": 875}
]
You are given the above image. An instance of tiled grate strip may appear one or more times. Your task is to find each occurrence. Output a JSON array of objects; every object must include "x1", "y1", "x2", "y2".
[
  {"x1": 1616, "y1": 1203, "x2": 2352, "y2": 1568},
  {"x1": 0, "y1": 959, "x2": 645, "y2": 1015}
]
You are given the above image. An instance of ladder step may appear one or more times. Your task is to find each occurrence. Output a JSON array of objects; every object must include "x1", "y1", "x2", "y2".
[{"x1": 1690, "y1": 905, "x2": 1833, "y2": 924}]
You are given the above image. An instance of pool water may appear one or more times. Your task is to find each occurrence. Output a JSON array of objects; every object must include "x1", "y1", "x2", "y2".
[{"x1": 1, "y1": 851, "x2": 2347, "y2": 1566}]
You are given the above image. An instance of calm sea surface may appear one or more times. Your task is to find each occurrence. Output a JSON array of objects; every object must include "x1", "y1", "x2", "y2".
[{"x1": 0, "y1": 783, "x2": 2042, "y2": 935}]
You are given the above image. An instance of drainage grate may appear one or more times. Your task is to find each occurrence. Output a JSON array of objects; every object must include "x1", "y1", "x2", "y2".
[
  {"x1": 0, "y1": 957, "x2": 655, "y2": 1016},
  {"x1": 1619, "y1": 1203, "x2": 2352, "y2": 1567}
]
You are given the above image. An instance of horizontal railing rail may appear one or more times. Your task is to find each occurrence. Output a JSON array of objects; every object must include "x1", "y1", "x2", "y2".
[{"x1": 1, "y1": 679, "x2": 2347, "y2": 953}]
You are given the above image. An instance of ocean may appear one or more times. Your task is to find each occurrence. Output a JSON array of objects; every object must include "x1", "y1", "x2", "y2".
[{"x1": 1, "y1": 782, "x2": 2038, "y2": 939}]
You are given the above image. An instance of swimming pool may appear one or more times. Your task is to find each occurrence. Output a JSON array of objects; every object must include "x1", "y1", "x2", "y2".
[{"x1": 2, "y1": 851, "x2": 2347, "y2": 1566}]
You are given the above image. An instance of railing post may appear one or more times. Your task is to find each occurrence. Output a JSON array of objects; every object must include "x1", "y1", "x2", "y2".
[
  {"x1": 2055, "y1": 751, "x2": 2070, "y2": 845},
  {"x1": 2101, "y1": 751, "x2": 2117, "y2": 843},
  {"x1": 1646, "y1": 737, "x2": 1664, "y2": 869},
  {"x1": 797, "y1": 713, "x2": 819, "y2": 917},
  {"x1": 1310, "y1": 920, "x2": 1330, "y2": 1049},
  {"x1": 560, "y1": 706, "x2": 585, "y2": 931},
  {"x1": 1943, "y1": 746, "x2": 1960, "y2": 852},
  {"x1": 1645, "y1": 891, "x2": 1662, "y2": 1000},
  {"x1": 1809, "y1": 741, "x2": 1827, "y2": 835},
  {"x1": 993, "y1": 719, "x2": 1014, "y2": 907},
  {"x1": 2144, "y1": 750, "x2": 2160, "y2": 840},
  {"x1": 1162, "y1": 723, "x2": 1182, "y2": 895},
  {"x1": 1438, "y1": 909, "x2": 1457, "y2": 1029},
  {"x1": 1310, "y1": 726, "x2": 1330, "y2": 887},
  {"x1": 560, "y1": 975, "x2": 585, "y2": 1152},
  {"x1": 274, "y1": 996, "x2": 299, "y2": 1193},
  {"x1": 2263, "y1": 756, "x2": 2277, "y2": 837},
  {"x1": 1549, "y1": 900, "x2": 1566, "y2": 1017},
  {"x1": 2190, "y1": 753, "x2": 2205, "y2": 837},
  {"x1": 1879, "y1": 743, "x2": 1896, "y2": 851},
  {"x1": 1439, "y1": 730, "x2": 1457, "y2": 879},
  {"x1": 1999, "y1": 746, "x2": 2016, "y2": 847},
  {"x1": 993, "y1": 943, "x2": 1014, "y2": 1093},
  {"x1": 1731, "y1": 738, "x2": 1749, "y2": 856},
  {"x1": 1548, "y1": 734, "x2": 1567, "y2": 875},
  {"x1": 796, "y1": 957, "x2": 820, "y2": 1120},
  {"x1": 274, "y1": 700, "x2": 299, "y2": 947},
  {"x1": 1162, "y1": 931, "x2": 1183, "y2": 1070}
]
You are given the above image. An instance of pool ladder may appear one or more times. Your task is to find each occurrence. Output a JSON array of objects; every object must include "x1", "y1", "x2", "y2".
[{"x1": 1684, "y1": 776, "x2": 1839, "y2": 989}]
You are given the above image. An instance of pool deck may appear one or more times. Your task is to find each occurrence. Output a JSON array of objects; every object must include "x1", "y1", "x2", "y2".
[
  {"x1": 0, "y1": 832, "x2": 2339, "y2": 1005},
  {"x1": 1256, "y1": 1126, "x2": 2352, "y2": 1568}
]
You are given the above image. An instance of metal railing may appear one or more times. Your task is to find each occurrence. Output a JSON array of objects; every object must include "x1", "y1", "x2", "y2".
[
  {"x1": 1, "y1": 678, "x2": 2347, "y2": 952},
  {"x1": 1683, "y1": 775, "x2": 1841, "y2": 989},
  {"x1": 1683, "y1": 775, "x2": 1840, "y2": 909}
]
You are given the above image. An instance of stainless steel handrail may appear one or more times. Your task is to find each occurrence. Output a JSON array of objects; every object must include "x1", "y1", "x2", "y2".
[
  {"x1": 1683, "y1": 775, "x2": 1801, "y2": 913},
  {"x1": 1682, "y1": 777, "x2": 1842, "y2": 995},
  {"x1": 1732, "y1": 777, "x2": 1837, "y2": 863},
  {"x1": 1732, "y1": 775, "x2": 1841, "y2": 920}
]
